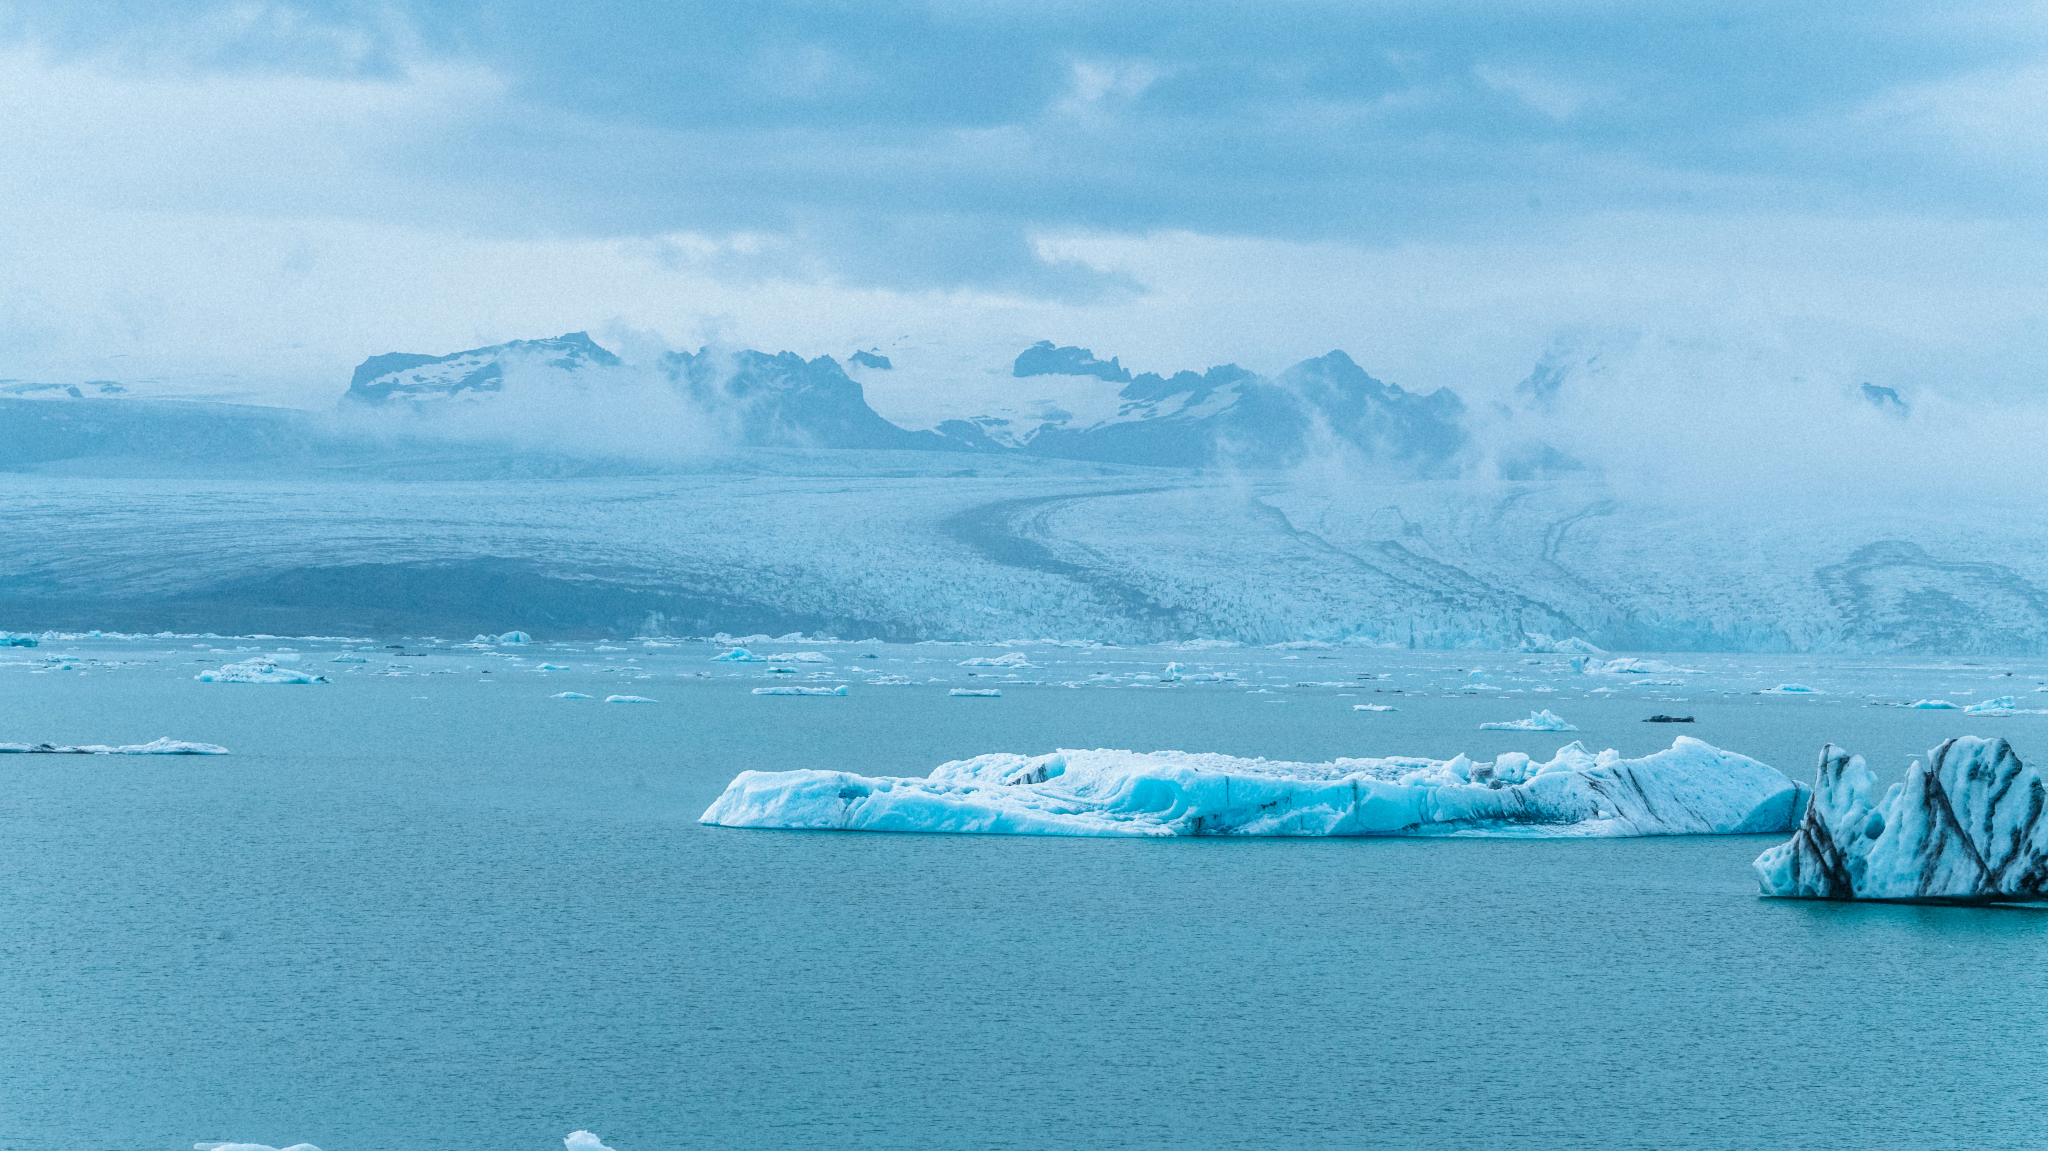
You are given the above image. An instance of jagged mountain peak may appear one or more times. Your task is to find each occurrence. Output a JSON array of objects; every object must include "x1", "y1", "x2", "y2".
[{"x1": 344, "y1": 332, "x2": 620, "y2": 406}]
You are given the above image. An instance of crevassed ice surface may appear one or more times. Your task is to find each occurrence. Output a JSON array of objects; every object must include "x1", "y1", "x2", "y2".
[{"x1": 700, "y1": 737, "x2": 1809, "y2": 838}]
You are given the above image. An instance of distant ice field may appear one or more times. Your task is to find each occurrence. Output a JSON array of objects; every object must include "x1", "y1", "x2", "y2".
[{"x1": 4, "y1": 637, "x2": 2048, "y2": 1148}]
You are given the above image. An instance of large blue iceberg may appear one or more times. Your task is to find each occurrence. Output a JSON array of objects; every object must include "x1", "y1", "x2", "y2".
[
  {"x1": 1755, "y1": 737, "x2": 2048, "y2": 902},
  {"x1": 701, "y1": 737, "x2": 1809, "y2": 838}
]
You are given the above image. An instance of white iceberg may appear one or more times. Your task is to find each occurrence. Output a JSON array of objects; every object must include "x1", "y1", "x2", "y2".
[
  {"x1": 329, "y1": 655, "x2": 368, "y2": 663},
  {"x1": 552, "y1": 691, "x2": 593, "y2": 699},
  {"x1": 711, "y1": 647, "x2": 764, "y2": 662},
  {"x1": 1966, "y1": 696, "x2": 2019, "y2": 714},
  {"x1": 769, "y1": 651, "x2": 832, "y2": 663},
  {"x1": 949, "y1": 688, "x2": 1002, "y2": 697},
  {"x1": 1904, "y1": 699, "x2": 1959, "y2": 709},
  {"x1": 195, "y1": 660, "x2": 327, "y2": 684},
  {"x1": 753, "y1": 685, "x2": 849, "y2": 696},
  {"x1": 1, "y1": 737, "x2": 229, "y2": 754},
  {"x1": 1570, "y1": 656, "x2": 1699, "y2": 675},
  {"x1": 565, "y1": 1133, "x2": 615, "y2": 1151},
  {"x1": 701, "y1": 736, "x2": 1808, "y2": 839},
  {"x1": 604, "y1": 694, "x2": 658, "y2": 703},
  {"x1": 1353, "y1": 704, "x2": 1395, "y2": 712},
  {"x1": 1755, "y1": 737, "x2": 2048, "y2": 902},
  {"x1": 960, "y1": 652, "x2": 1032, "y2": 668},
  {"x1": 1479, "y1": 709, "x2": 1578, "y2": 731}
]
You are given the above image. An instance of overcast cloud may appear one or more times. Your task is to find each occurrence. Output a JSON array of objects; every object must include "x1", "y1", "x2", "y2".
[{"x1": 5, "y1": 0, "x2": 2048, "y2": 405}]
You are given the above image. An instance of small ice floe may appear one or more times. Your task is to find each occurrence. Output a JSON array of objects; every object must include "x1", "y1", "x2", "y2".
[
  {"x1": 1570, "y1": 656, "x2": 1699, "y2": 676},
  {"x1": 604, "y1": 695, "x2": 658, "y2": 703},
  {"x1": 950, "y1": 688, "x2": 1003, "y2": 697},
  {"x1": 1181, "y1": 671, "x2": 1236, "y2": 683},
  {"x1": 1, "y1": 737, "x2": 229, "y2": 754},
  {"x1": 959, "y1": 652, "x2": 1032, "y2": 668},
  {"x1": 1904, "y1": 699, "x2": 1960, "y2": 709},
  {"x1": 539, "y1": 663, "x2": 570, "y2": 670},
  {"x1": 565, "y1": 1134, "x2": 616, "y2": 1151},
  {"x1": 195, "y1": 660, "x2": 327, "y2": 684},
  {"x1": 1756, "y1": 738, "x2": 2048, "y2": 902},
  {"x1": 1479, "y1": 709, "x2": 1578, "y2": 731},
  {"x1": 1760, "y1": 684, "x2": 1820, "y2": 694},
  {"x1": 753, "y1": 685, "x2": 849, "y2": 696},
  {"x1": 711, "y1": 647, "x2": 764, "y2": 662},
  {"x1": 498, "y1": 631, "x2": 532, "y2": 644},
  {"x1": 1353, "y1": 704, "x2": 1396, "y2": 712},
  {"x1": 1966, "y1": 696, "x2": 2019, "y2": 715},
  {"x1": 194, "y1": 1142, "x2": 320, "y2": 1151},
  {"x1": 329, "y1": 655, "x2": 368, "y2": 663},
  {"x1": 769, "y1": 652, "x2": 832, "y2": 663},
  {"x1": 552, "y1": 691, "x2": 593, "y2": 699}
]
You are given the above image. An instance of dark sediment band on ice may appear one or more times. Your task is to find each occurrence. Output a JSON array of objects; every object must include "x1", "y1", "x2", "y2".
[{"x1": 1755, "y1": 737, "x2": 2048, "y2": 903}]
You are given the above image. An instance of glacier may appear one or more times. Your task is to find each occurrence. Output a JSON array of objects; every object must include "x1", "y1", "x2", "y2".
[
  {"x1": 1755, "y1": 737, "x2": 2048, "y2": 902},
  {"x1": 700, "y1": 736, "x2": 1809, "y2": 838}
]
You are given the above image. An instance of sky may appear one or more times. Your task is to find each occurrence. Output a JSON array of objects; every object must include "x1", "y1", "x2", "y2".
[{"x1": 6, "y1": 0, "x2": 2048, "y2": 408}]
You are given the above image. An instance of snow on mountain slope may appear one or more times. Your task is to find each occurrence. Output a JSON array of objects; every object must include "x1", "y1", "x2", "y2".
[{"x1": 344, "y1": 333, "x2": 621, "y2": 405}]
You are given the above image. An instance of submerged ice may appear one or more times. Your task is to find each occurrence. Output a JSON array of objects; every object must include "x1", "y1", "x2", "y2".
[
  {"x1": 1755, "y1": 737, "x2": 2048, "y2": 902},
  {"x1": 700, "y1": 736, "x2": 1808, "y2": 838}
]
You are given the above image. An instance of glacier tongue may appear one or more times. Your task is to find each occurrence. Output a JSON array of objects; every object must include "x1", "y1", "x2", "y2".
[
  {"x1": 700, "y1": 736, "x2": 1808, "y2": 838},
  {"x1": 1755, "y1": 737, "x2": 2048, "y2": 902}
]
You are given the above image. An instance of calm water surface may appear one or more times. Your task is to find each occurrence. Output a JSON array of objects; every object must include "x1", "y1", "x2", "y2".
[{"x1": 3, "y1": 647, "x2": 2046, "y2": 1149}]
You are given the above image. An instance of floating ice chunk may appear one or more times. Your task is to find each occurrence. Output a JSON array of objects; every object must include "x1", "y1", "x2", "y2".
[
  {"x1": 0, "y1": 737, "x2": 229, "y2": 754},
  {"x1": 2, "y1": 632, "x2": 41, "y2": 647},
  {"x1": 1966, "y1": 696, "x2": 2018, "y2": 714},
  {"x1": 552, "y1": 691, "x2": 593, "y2": 699},
  {"x1": 604, "y1": 694, "x2": 658, "y2": 703},
  {"x1": 949, "y1": 688, "x2": 1002, "y2": 697},
  {"x1": 1353, "y1": 704, "x2": 1396, "y2": 712},
  {"x1": 498, "y1": 631, "x2": 531, "y2": 643},
  {"x1": 329, "y1": 655, "x2": 368, "y2": 663},
  {"x1": 1761, "y1": 684, "x2": 1820, "y2": 694},
  {"x1": 1161, "y1": 662, "x2": 1184, "y2": 682},
  {"x1": 1479, "y1": 709, "x2": 1578, "y2": 731},
  {"x1": 1904, "y1": 699, "x2": 1959, "y2": 709},
  {"x1": 753, "y1": 685, "x2": 849, "y2": 696},
  {"x1": 1755, "y1": 737, "x2": 2048, "y2": 902},
  {"x1": 1181, "y1": 672, "x2": 1237, "y2": 683},
  {"x1": 471, "y1": 634, "x2": 493, "y2": 643},
  {"x1": 701, "y1": 736, "x2": 1807, "y2": 838},
  {"x1": 195, "y1": 660, "x2": 327, "y2": 684},
  {"x1": 565, "y1": 1132, "x2": 616, "y2": 1151},
  {"x1": 194, "y1": 1143, "x2": 320, "y2": 1151},
  {"x1": 1570, "y1": 656, "x2": 1700, "y2": 675},
  {"x1": 711, "y1": 647, "x2": 765, "y2": 662},
  {"x1": 539, "y1": 663, "x2": 570, "y2": 670},
  {"x1": 770, "y1": 652, "x2": 832, "y2": 663},
  {"x1": 959, "y1": 652, "x2": 1032, "y2": 668}
]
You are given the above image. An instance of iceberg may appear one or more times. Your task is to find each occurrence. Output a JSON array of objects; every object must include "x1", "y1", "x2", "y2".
[
  {"x1": 711, "y1": 647, "x2": 764, "y2": 662},
  {"x1": 498, "y1": 630, "x2": 532, "y2": 643},
  {"x1": 1904, "y1": 699, "x2": 1960, "y2": 709},
  {"x1": 329, "y1": 655, "x2": 368, "y2": 663},
  {"x1": 604, "y1": 694, "x2": 658, "y2": 703},
  {"x1": 195, "y1": 659, "x2": 327, "y2": 684},
  {"x1": 0, "y1": 737, "x2": 229, "y2": 754},
  {"x1": 960, "y1": 652, "x2": 1032, "y2": 668},
  {"x1": 1570, "y1": 657, "x2": 1699, "y2": 675},
  {"x1": 1761, "y1": 684, "x2": 1819, "y2": 694},
  {"x1": 565, "y1": 1134, "x2": 615, "y2": 1151},
  {"x1": 753, "y1": 685, "x2": 849, "y2": 696},
  {"x1": 701, "y1": 736, "x2": 1809, "y2": 838},
  {"x1": 1478, "y1": 709, "x2": 1577, "y2": 731},
  {"x1": 769, "y1": 651, "x2": 832, "y2": 663},
  {"x1": 1966, "y1": 696, "x2": 2018, "y2": 714},
  {"x1": 950, "y1": 688, "x2": 1002, "y2": 697},
  {"x1": 551, "y1": 691, "x2": 592, "y2": 699},
  {"x1": 539, "y1": 663, "x2": 570, "y2": 670},
  {"x1": 1353, "y1": 704, "x2": 1395, "y2": 712},
  {"x1": 1755, "y1": 738, "x2": 2048, "y2": 902},
  {"x1": 1, "y1": 632, "x2": 38, "y2": 647}
]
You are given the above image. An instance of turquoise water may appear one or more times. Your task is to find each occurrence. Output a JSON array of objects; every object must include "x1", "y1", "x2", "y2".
[{"x1": 4, "y1": 642, "x2": 2047, "y2": 1149}]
